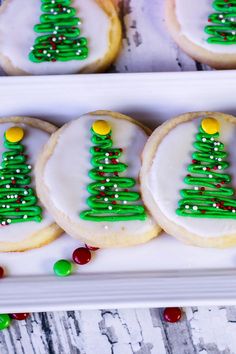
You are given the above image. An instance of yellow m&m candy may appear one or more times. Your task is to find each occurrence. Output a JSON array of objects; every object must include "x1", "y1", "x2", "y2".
[
  {"x1": 201, "y1": 118, "x2": 220, "y2": 135},
  {"x1": 92, "y1": 120, "x2": 111, "y2": 135},
  {"x1": 5, "y1": 127, "x2": 24, "y2": 143}
]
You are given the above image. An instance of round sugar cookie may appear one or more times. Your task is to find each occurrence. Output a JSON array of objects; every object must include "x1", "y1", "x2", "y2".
[
  {"x1": 0, "y1": 0, "x2": 121, "y2": 75},
  {"x1": 36, "y1": 110, "x2": 160, "y2": 248},
  {"x1": 165, "y1": 0, "x2": 236, "y2": 69},
  {"x1": 0, "y1": 116, "x2": 62, "y2": 252},
  {"x1": 141, "y1": 111, "x2": 236, "y2": 248}
]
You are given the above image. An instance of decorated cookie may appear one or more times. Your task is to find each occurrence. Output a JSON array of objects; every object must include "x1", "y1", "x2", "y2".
[
  {"x1": 35, "y1": 111, "x2": 160, "y2": 248},
  {"x1": 165, "y1": 0, "x2": 236, "y2": 69},
  {"x1": 0, "y1": 0, "x2": 121, "y2": 75},
  {"x1": 141, "y1": 112, "x2": 236, "y2": 248},
  {"x1": 0, "y1": 117, "x2": 62, "y2": 252}
]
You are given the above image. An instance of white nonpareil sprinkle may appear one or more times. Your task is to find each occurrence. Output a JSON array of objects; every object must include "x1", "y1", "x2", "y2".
[
  {"x1": 6, "y1": 185, "x2": 10, "y2": 189},
  {"x1": 123, "y1": 201, "x2": 127, "y2": 204},
  {"x1": 104, "y1": 198, "x2": 108, "y2": 202},
  {"x1": 114, "y1": 184, "x2": 118, "y2": 188},
  {"x1": 194, "y1": 187, "x2": 198, "y2": 190},
  {"x1": 23, "y1": 215, "x2": 28, "y2": 219},
  {"x1": 106, "y1": 179, "x2": 110, "y2": 182},
  {"x1": 193, "y1": 206, "x2": 198, "y2": 211},
  {"x1": 108, "y1": 206, "x2": 112, "y2": 210},
  {"x1": 115, "y1": 194, "x2": 119, "y2": 198},
  {"x1": 99, "y1": 166, "x2": 103, "y2": 170},
  {"x1": 7, "y1": 219, "x2": 11, "y2": 223},
  {"x1": 218, "y1": 166, "x2": 222, "y2": 170},
  {"x1": 210, "y1": 156, "x2": 214, "y2": 159},
  {"x1": 185, "y1": 205, "x2": 190, "y2": 209},
  {"x1": 100, "y1": 186, "x2": 105, "y2": 190},
  {"x1": 203, "y1": 167, "x2": 207, "y2": 171},
  {"x1": 213, "y1": 203, "x2": 217, "y2": 207},
  {"x1": 209, "y1": 174, "x2": 213, "y2": 178}
]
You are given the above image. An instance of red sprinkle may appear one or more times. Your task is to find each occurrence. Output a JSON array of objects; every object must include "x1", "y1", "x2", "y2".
[
  {"x1": 0, "y1": 266, "x2": 4, "y2": 278},
  {"x1": 72, "y1": 247, "x2": 91, "y2": 265},
  {"x1": 200, "y1": 187, "x2": 205, "y2": 191},
  {"x1": 216, "y1": 184, "x2": 221, "y2": 188},
  {"x1": 163, "y1": 307, "x2": 182, "y2": 323},
  {"x1": 15, "y1": 208, "x2": 20, "y2": 212},
  {"x1": 85, "y1": 244, "x2": 99, "y2": 251},
  {"x1": 10, "y1": 313, "x2": 30, "y2": 321},
  {"x1": 192, "y1": 159, "x2": 197, "y2": 164}
]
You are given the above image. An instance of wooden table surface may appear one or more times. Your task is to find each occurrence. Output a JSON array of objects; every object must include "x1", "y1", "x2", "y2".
[{"x1": 1, "y1": 1, "x2": 236, "y2": 353}]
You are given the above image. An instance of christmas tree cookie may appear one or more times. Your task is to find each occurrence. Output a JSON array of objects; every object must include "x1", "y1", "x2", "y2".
[
  {"x1": 165, "y1": 0, "x2": 236, "y2": 69},
  {"x1": 36, "y1": 111, "x2": 160, "y2": 248},
  {"x1": 141, "y1": 112, "x2": 236, "y2": 248},
  {"x1": 0, "y1": 0, "x2": 121, "y2": 75},
  {"x1": 0, "y1": 117, "x2": 62, "y2": 252}
]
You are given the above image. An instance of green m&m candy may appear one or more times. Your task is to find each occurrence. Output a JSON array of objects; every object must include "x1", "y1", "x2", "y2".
[
  {"x1": 53, "y1": 259, "x2": 72, "y2": 277},
  {"x1": 0, "y1": 314, "x2": 11, "y2": 330}
]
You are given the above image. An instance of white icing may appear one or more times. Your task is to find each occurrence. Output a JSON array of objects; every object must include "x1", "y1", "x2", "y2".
[
  {"x1": 147, "y1": 117, "x2": 236, "y2": 238},
  {"x1": 0, "y1": 0, "x2": 110, "y2": 75},
  {"x1": 0, "y1": 123, "x2": 54, "y2": 243},
  {"x1": 44, "y1": 114, "x2": 155, "y2": 235},
  {"x1": 175, "y1": 0, "x2": 236, "y2": 54}
]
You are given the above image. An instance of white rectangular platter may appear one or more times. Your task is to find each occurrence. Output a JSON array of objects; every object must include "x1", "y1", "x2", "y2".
[{"x1": 2, "y1": 71, "x2": 236, "y2": 313}]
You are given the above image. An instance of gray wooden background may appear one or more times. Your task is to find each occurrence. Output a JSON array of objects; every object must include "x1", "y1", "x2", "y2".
[{"x1": 1, "y1": 1, "x2": 235, "y2": 353}]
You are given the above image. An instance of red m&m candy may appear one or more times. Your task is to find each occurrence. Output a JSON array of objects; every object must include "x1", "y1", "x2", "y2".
[
  {"x1": 0, "y1": 266, "x2": 4, "y2": 278},
  {"x1": 72, "y1": 247, "x2": 91, "y2": 265},
  {"x1": 10, "y1": 313, "x2": 30, "y2": 321},
  {"x1": 163, "y1": 307, "x2": 182, "y2": 323}
]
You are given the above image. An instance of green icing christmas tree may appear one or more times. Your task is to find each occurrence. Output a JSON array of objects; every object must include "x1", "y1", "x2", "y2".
[
  {"x1": 29, "y1": 0, "x2": 88, "y2": 63},
  {"x1": 176, "y1": 117, "x2": 236, "y2": 218},
  {"x1": 0, "y1": 126, "x2": 42, "y2": 226},
  {"x1": 205, "y1": 0, "x2": 236, "y2": 44},
  {"x1": 80, "y1": 120, "x2": 146, "y2": 222}
]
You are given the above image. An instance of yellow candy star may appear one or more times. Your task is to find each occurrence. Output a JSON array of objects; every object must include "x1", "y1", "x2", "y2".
[
  {"x1": 5, "y1": 127, "x2": 24, "y2": 143},
  {"x1": 92, "y1": 120, "x2": 111, "y2": 136},
  {"x1": 201, "y1": 117, "x2": 220, "y2": 135}
]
